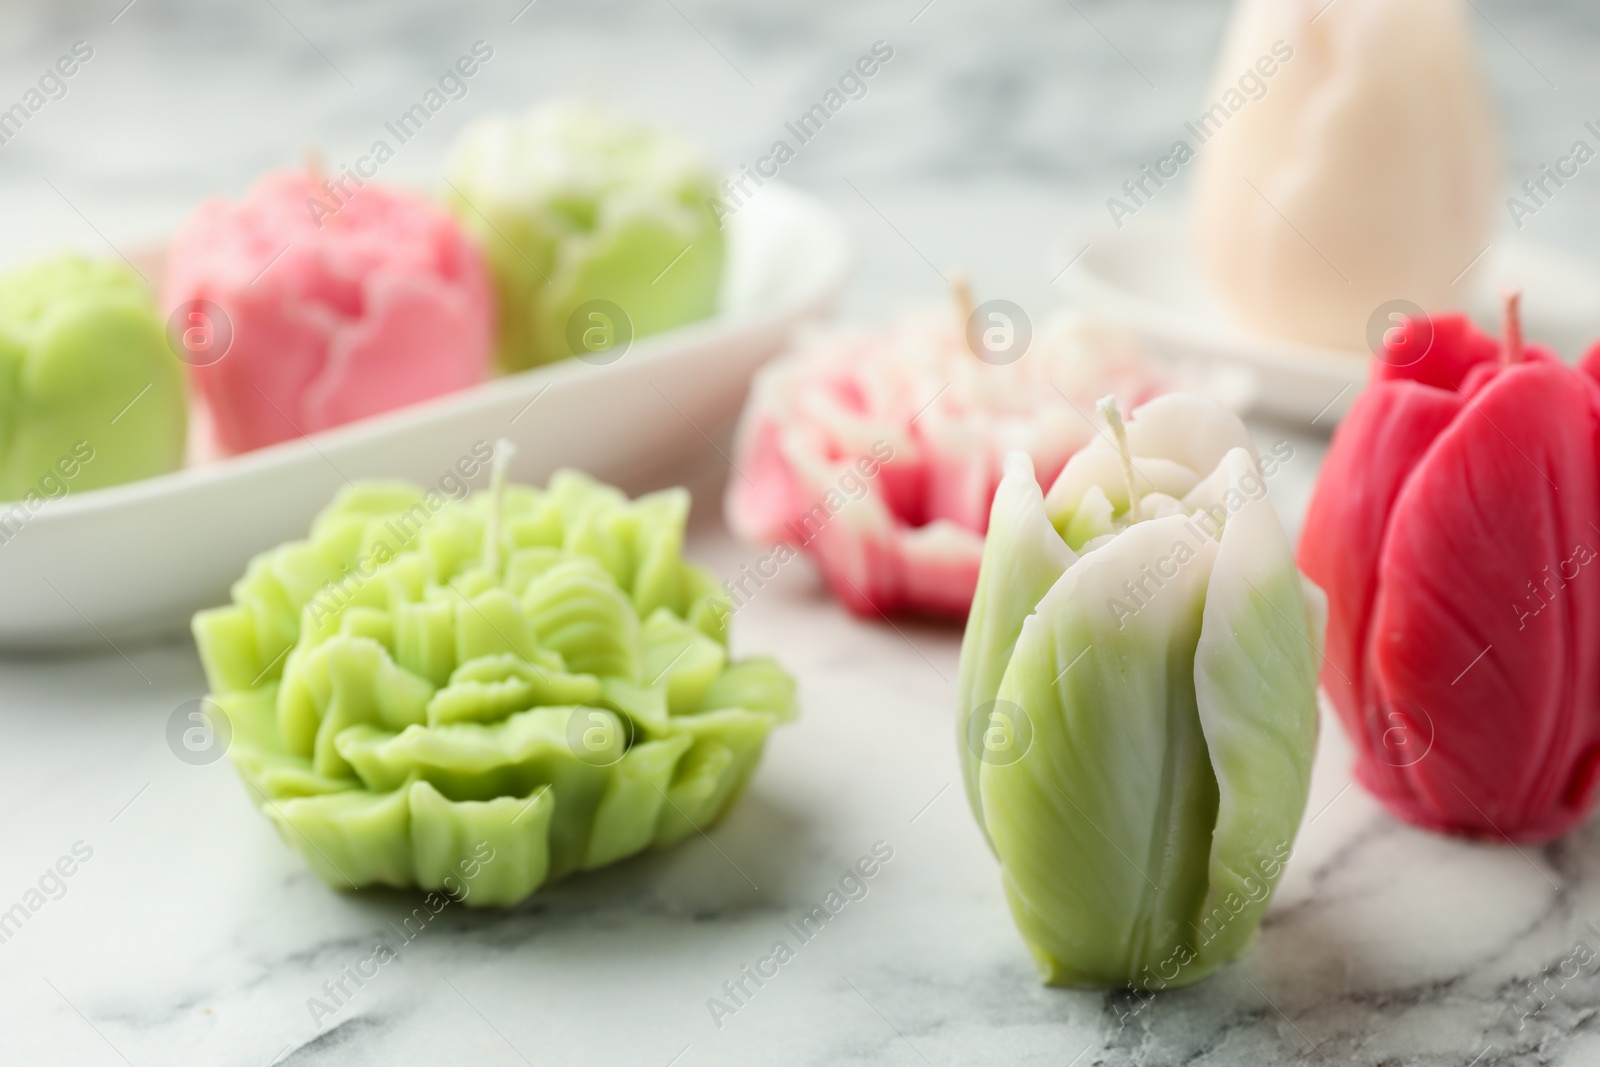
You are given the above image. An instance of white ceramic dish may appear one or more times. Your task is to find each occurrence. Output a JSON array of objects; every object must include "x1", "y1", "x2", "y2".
[
  {"x1": 1057, "y1": 214, "x2": 1600, "y2": 425},
  {"x1": 0, "y1": 182, "x2": 850, "y2": 650}
]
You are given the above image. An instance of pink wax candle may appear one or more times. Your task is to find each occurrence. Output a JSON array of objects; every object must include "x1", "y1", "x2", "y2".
[
  {"x1": 164, "y1": 170, "x2": 495, "y2": 453},
  {"x1": 726, "y1": 294, "x2": 1168, "y2": 619}
]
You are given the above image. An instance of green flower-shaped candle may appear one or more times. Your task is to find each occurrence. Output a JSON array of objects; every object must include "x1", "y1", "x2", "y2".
[
  {"x1": 0, "y1": 255, "x2": 186, "y2": 499},
  {"x1": 958, "y1": 394, "x2": 1324, "y2": 988},
  {"x1": 444, "y1": 101, "x2": 725, "y2": 372},
  {"x1": 193, "y1": 458, "x2": 794, "y2": 906}
]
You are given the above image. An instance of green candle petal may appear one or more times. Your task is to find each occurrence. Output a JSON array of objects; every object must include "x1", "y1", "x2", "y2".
[
  {"x1": 194, "y1": 468, "x2": 794, "y2": 906},
  {"x1": 1188, "y1": 450, "x2": 1323, "y2": 969},
  {"x1": 956, "y1": 452, "x2": 1075, "y2": 844}
]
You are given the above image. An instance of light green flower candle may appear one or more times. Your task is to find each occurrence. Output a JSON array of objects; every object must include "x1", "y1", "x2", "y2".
[
  {"x1": 444, "y1": 101, "x2": 725, "y2": 372},
  {"x1": 0, "y1": 255, "x2": 186, "y2": 500},
  {"x1": 958, "y1": 393, "x2": 1324, "y2": 989},
  {"x1": 193, "y1": 458, "x2": 794, "y2": 906}
]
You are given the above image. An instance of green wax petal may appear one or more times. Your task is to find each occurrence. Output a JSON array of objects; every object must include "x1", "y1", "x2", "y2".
[
  {"x1": 547, "y1": 467, "x2": 625, "y2": 513},
  {"x1": 699, "y1": 657, "x2": 798, "y2": 718},
  {"x1": 1189, "y1": 449, "x2": 1323, "y2": 972},
  {"x1": 409, "y1": 779, "x2": 554, "y2": 908},
  {"x1": 215, "y1": 687, "x2": 281, "y2": 753},
  {"x1": 642, "y1": 607, "x2": 727, "y2": 714},
  {"x1": 983, "y1": 515, "x2": 1221, "y2": 988},
  {"x1": 504, "y1": 547, "x2": 567, "y2": 597},
  {"x1": 1062, "y1": 485, "x2": 1115, "y2": 553},
  {"x1": 564, "y1": 505, "x2": 635, "y2": 591},
  {"x1": 654, "y1": 741, "x2": 735, "y2": 847},
  {"x1": 232, "y1": 560, "x2": 300, "y2": 681},
  {"x1": 541, "y1": 204, "x2": 722, "y2": 367},
  {"x1": 454, "y1": 587, "x2": 542, "y2": 663},
  {"x1": 333, "y1": 707, "x2": 610, "y2": 879},
  {"x1": 234, "y1": 747, "x2": 363, "y2": 802},
  {"x1": 599, "y1": 677, "x2": 670, "y2": 738},
  {"x1": 194, "y1": 606, "x2": 265, "y2": 695},
  {"x1": 393, "y1": 598, "x2": 459, "y2": 687},
  {"x1": 507, "y1": 500, "x2": 566, "y2": 551},
  {"x1": 338, "y1": 606, "x2": 393, "y2": 647},
  {"x1": 266, "y1": 787, "x2": 415, "y2": 889},
  {"x1": 427, "y1": 655, "x2": 604, "y2": 726},
  {"x1": 379, "y1": 554, "x2": 433, "y2": 609},
  {"x1": 585, "y1": 735, "x2": 693, "y2": 868},
  {"x1": 306, "y1": 637, "x2": 434, "y2": 778},
  {"x1": 957, "y1": 453, "x2": 1075, "y2": 842},
  {"x1": 685, "y1": 565, "x2": 733, "y2": 645},
  {"x1": 443, "y1": 102, "x2": 725, "y2": 373},
  {"x1": 522, "y1": 557, "x2": 642, "y2": 681},
  {"x1": 661, "y1": 708, "x2": 788, "y2": 845},
  {"x1": 315, "y1": 482, "x2": 428, "y2": 527},
  {"x1": 269, "y1": 541, "x2": 347, "y2": 614},
  {"x1": 419, "y1": 514, "x2": 485, "y2": 586},
  {"x1": 630, "y1": 488, "x2": 693, "y2": 618}
]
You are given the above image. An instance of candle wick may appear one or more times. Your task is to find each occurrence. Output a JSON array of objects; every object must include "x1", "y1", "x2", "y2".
[
  {"x1": 1502, "y1": 289, "x2": 1524, "y2": 366},
  {"x1": 486, "y1": 438, "x2": 516, "y2": 577},
  {"x1": 951, "y1": 275, "x2": 979, "y2": 359},
  {"x1": 1096, "y1": 394, "x2": 1142, "y2": 524}
]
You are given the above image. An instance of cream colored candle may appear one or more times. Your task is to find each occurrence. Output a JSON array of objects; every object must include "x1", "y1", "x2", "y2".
[{"x1": 1192, "y1": 0, "x2": 1500, "y2": 350}]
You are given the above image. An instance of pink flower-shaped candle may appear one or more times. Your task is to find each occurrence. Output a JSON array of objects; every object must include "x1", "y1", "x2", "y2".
[
  {"x1": 164, "y1": 171, "x2": 495, "y2": 454},
  {"x1": 726, "y1": 301, "x2": 1167, "y2": 618}
]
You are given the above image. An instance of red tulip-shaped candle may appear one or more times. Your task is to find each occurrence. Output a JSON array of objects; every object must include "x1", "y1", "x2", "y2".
[{"x1": 1300, "y1": 294, "x2": 1600, "y2": 842}]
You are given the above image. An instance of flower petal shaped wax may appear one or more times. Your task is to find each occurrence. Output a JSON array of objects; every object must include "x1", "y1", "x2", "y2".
[
  {"x1": 959, "y1": 394, "x2": 1324, "y2": 988},
  {"x1": 444, "y1": 101, "x2": 725, "y2": 372},
  {"x1": 164, "y1": 171, "x2": 495, "y2": 454},
  {"x1": 0, "y1": 255, "x2": 186, "y2": 499},
  {"x1": 1300, "y1": 298, "x2": 1600, "y2": 843},
  {"x1": 1192, "y1": 0, "x2": 1499, "y2": 349},
  {"x1": 726, "y1": 307, "x2": 1166, "y2": 619},
  {"x1": 193, "y1": 467, "x2": 795, "y2": 905}
]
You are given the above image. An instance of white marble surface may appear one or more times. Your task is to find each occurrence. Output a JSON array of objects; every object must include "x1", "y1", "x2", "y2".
[{"x1": 3, "y1": 1, "x2": 1600, "y2": 1064}]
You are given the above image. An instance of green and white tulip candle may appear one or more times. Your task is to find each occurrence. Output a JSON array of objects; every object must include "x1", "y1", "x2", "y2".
[{"x1": 958, "y1": 393, "x2": 1325, "y2": 988}]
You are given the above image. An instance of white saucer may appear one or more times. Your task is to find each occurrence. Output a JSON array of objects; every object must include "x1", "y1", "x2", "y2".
[
  {"x1": 1056, "y1": 214, "x2": 1600, "y2": 425},
  {"x1": 0, "y1": 182, "x2": 850, "y2": 649}
]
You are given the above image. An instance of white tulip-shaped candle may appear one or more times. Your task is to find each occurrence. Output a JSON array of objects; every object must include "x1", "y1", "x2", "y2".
[
  {"x1": 1192, "y1": 0, "x2": 1499, "y2": 350},
  {"x1": 958, "y1": 393, "x2": 1324, "y2": 988}
]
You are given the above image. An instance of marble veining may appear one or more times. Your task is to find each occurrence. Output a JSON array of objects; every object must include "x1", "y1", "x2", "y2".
[{"x1": 2, "y1": 1, "x2": 1600, "y2": 1064}]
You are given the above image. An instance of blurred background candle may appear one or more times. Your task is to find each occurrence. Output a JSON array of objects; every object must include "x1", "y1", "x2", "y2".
[
  {"x1": 163, "y1": 170, "x2": 494, "y2": 454},
  {"x1": 1192, "y1": 0, "x2": 1501, "y2": 350},
  {"x1": 0, "y1": 255, "x2": 186, "y2": 498},
  {"x1": 726, "y1": 291, "x2": 1167, "y2": 619},
  {"x1": 443, "y1": 100, "x2": 725, "y2": 372}
]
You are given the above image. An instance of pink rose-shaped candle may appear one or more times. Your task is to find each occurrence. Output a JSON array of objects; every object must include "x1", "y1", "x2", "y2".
[
  {"x1": 164, "y1": 171, "x2": 495, "y2": 453},
  {"x1": 727, "y1": 300, "x2": 1166, "y2": 618}
]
